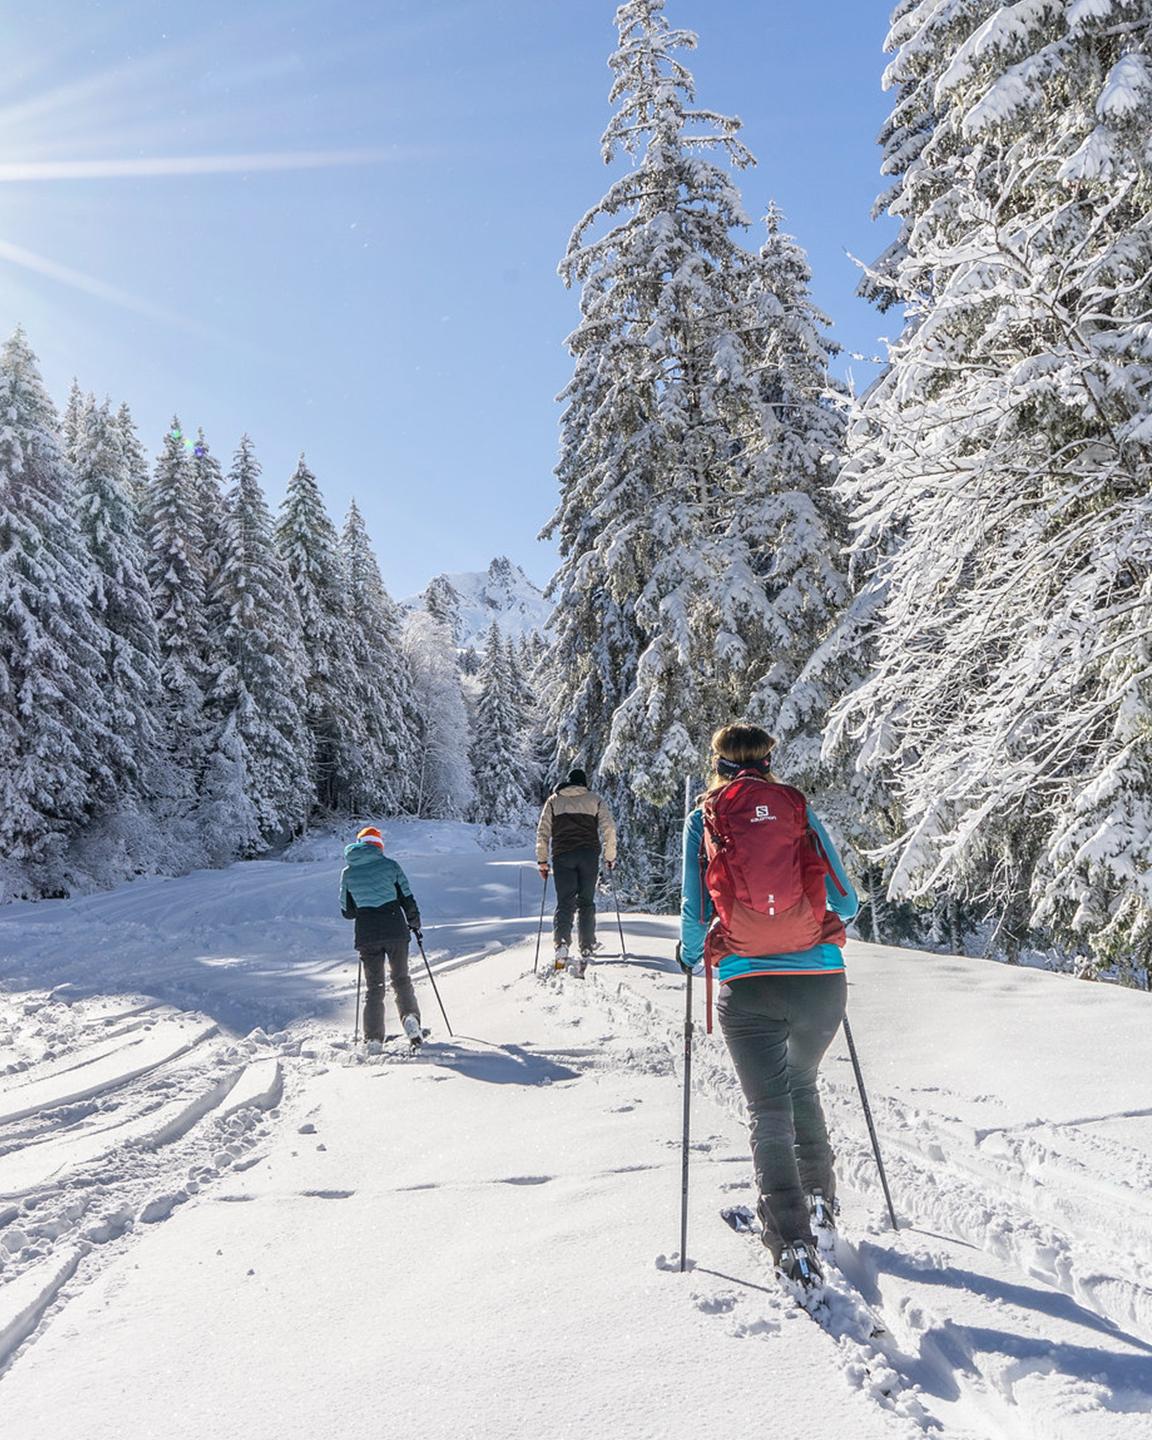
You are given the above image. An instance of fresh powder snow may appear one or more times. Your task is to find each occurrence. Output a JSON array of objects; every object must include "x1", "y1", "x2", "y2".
[{"x1": 0, "y1": 822, "x2": 1149, "y2": 1439}]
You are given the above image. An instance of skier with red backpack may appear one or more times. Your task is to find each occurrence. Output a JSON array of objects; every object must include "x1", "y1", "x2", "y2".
[{"x1": 679, "y1": 723, "x2": 858, "y2": 1294}]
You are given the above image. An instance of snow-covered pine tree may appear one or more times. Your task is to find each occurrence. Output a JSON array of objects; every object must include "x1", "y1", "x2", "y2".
[
  {"x1": 275, "y1": 455, "x2": 363, "y2": 814},
  {"x1": 143, "y1": 416, "x2": 212, "y2": 845},
  {"x1": 189, "y1": 429, "x2": 231, "y2": 744},
  {"x1": 519, "y1": 630, "x2": 548, "y2": 672},
  {"x1": 471, "y1": 624, "x2": 534, "y2": 826},
  {"x1": 0, "y1": 329, "x2": 114, "y2": 896},
  {"x1": 197, "y1": 713, "x2": 262, "y2": 867},
  {"x1": 340, "y1": 498, "x2": 421, "y2": 814},
  {"x1": 203, "y1": 435, "x2": 313, "y2": 856},
  {"x1": 770, "y1": 1, "x2": 987, "y2": 945},
  {"x1": 505, "y1": 631, "x2": 544, "y2": 803},
  {"x1": 833, "y1": 0, "x2": 1152, "y2": 982},
  {"x1": 72, "y1": 398, "x2": 166, "y2": 853},
  {"x1": 189, "y1": 428, "x2": 227, "y2": 595},
  {"x1": 859, "y1": 0, "x2": 989, "y2": 311},
  {"x1": 422, "y1": 575, "x2": 463, "y2": 646},
  {"x1": 514, "y1": 632, "x2": 554, "y2": 804},
  {"x1": 61, "y1": 379, "x2": 89, "y2": 467},
  {"x1": 741, "y1": 204, "x2": 849, "y2": 747},
  {"x1": 114, "y1": 402, "x2": 151, "y2": 512},
  {"x1": 403, "y1": 609, "x2": 475, "y2": 820},
  {"x1": 547, "y1": 0, "x2": 832, "y2": 897}
]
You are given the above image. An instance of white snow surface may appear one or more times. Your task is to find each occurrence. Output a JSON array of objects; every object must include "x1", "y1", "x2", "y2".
[
  {"x1": 403, "y1": 557, "x2": 550, "y2": 648},
  {"x1": 0, "y1": 821, "x2": 1150, "y2": 1439}
]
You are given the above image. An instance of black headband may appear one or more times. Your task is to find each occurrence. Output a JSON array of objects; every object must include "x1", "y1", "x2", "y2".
[{"x1": 716, "y1": 756, "x2": 770, "y2": 779}]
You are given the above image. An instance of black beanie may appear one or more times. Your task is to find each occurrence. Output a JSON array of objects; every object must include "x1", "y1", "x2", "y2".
[{"x1": 567, "y1": 768, "x2": 588, "y2": 787}]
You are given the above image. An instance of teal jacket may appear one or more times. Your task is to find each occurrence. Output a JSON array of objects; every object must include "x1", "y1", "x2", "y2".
[
  {"x1": 680, "y1": 805, "x2": 858, "y2": 980},
  {"x1": 340, "y1": 842, "x2": 421, "y2": 946}
]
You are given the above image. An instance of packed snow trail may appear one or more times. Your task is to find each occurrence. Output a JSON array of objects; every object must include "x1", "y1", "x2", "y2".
[
  {"x1": 0, "y1": 823, "x2": 529, "y2": 1033},
  {"x1": 0, "y1": 823, "x2": 1150, "y2": 1439}
]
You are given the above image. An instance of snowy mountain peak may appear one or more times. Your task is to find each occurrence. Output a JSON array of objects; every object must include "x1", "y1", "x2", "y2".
[{"x1": 404, "y1": 557, "x2": 550, "y2": 649}]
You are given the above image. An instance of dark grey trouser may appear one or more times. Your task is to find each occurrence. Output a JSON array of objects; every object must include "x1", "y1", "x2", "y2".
[
  {"x1": 358, "y1": 937, "x2": 420, "y2": 1041},
  {"x1": 717, "y1": 972, "x2": 847, "y2": 1260},
  {"x1": 553, "y1": 846, "x2": 600, "y2": 951}
]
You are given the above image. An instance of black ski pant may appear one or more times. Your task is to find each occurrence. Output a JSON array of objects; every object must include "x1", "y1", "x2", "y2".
[
  {"x1": 717, "y1": 971, "x2": 847, "y2": 1260},
  {"x1": 552, "y1": 846, "x2": 600, "y2": 952},
  {"x1": 358, "y1": 937, "x2": 419, "y2": 1042}
]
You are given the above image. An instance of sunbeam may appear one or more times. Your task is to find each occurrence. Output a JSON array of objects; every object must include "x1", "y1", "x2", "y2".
[
  {"x1": 0, "y1": 239, "x2": 214, "y2": 335},
  {"x1": 0, "y1": 147, "x2": 408, "y2": 183}
]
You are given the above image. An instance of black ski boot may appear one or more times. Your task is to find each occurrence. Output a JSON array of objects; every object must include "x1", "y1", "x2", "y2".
[{"x1": 776, "y1": 1238, "x2": 824, "y2": 1298}]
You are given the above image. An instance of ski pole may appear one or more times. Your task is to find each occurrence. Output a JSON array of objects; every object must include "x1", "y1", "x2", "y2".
[
  {"x1": 416, "y1": 933, "x2": 453, "y2": 1037},
  {"x1": 679, "y1": 965, "x2": 694, "y2": 1272},
  {"x1": 842, "y1": 1014, "x2": 898, "y2": 1230},
  {"x1": 609, "y1": 866, "x2": 627, "y2": 961},
  {"x1": 532, "y1": 871, "x2": 549, "y2": 975},
  {"x1": 353, "y1": 957, "x2": 363, "y2": 1044}
]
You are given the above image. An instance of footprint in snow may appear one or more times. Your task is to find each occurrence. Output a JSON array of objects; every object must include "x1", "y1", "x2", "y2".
[
  {"x1": 499, "y1": 1175, "x2": 553, "y2": 1186},
  {"x1": 301, "y1": 1189, "x2": 354, "y2": 1200},
  {"x1": 692, "y1": 1291, "x2": 739, "y2": 1315},
  {"x1": 730, "y1": 1318, "x2": 780, "y2": 1339},
  {"x1": 139, "y1": 1190, "x2": 188, "y2": 1224}
]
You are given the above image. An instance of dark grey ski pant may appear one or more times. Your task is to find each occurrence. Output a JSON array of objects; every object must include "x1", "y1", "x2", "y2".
[
  {"x1": 717, "y1": 971, "x2": 847, "y2": 1260},
  {"x1": 552, "y1": 846, "x2": 600, "y2": 952},
  {"x1": 358, "y1": 937, "x2": 420, "y2": 1042}
]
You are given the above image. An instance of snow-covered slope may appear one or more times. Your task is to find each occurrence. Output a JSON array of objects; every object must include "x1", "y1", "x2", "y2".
[
  {"x1": 403, "y1": 556, "x2": 550, "y2": 647},
  {"x1": 1, "y1": 828, "x2": 1150, "y2": 1438}
]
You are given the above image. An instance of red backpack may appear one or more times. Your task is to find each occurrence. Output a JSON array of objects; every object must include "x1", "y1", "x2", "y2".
[{"x1": 699, "y1": 772, "x2": 846, "y2": 1030}]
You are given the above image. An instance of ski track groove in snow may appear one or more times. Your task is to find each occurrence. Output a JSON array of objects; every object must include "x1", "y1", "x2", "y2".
[
  {"x1": 0, "y1": 987, "x2": 286, "y2": 1378},
  {"x1": 0, "y1": 1019, "x2": 219, "y2": 1127},
  {"x1": 0, "y1": 1247, "x2": 82, "y2": 1369}
]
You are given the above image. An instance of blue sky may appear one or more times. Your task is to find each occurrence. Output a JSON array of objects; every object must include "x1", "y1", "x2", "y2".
[{"x1": 2, "y1": 0, "x2": 898, "y2": 598}]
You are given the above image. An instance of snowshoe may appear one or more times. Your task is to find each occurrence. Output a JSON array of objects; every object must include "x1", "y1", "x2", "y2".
[
  {"x1": 552, "y1": 943, "x2": 570, "y2": 972},
  {"x1": 402, "y1": 1014, "x2": 424, "y2": 1048}
]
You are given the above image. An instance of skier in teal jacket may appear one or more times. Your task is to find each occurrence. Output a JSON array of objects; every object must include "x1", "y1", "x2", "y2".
[{"x1": 340, "y1": 827, "x2": 423, "y2": 1044}]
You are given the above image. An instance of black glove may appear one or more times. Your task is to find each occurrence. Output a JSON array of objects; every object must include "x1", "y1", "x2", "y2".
[
  {"x1": 341, "y1": 906, "x2": 354, "y2": 921},
  {"x1": 675, "y1": 942, "x2": 698, "y2": 974},
  {"x1": 411, "y1": 927, "x2": 424, "y2": 944}
]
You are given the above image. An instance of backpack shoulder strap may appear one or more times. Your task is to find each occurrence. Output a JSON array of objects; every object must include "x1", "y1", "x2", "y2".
[{"x1": 807, "y1": 819, "x2": 848, "y2": 897}]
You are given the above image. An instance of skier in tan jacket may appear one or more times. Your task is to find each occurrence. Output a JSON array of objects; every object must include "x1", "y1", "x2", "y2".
[{"x1": 536, "y1": 769, "x2": 618, "y2": 976}]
